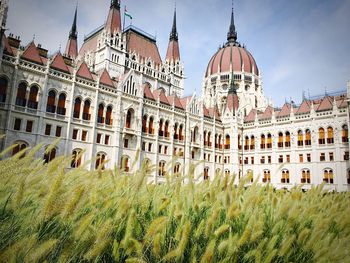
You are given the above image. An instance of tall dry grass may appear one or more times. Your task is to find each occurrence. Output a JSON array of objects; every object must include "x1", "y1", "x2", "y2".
[{"x1": 0, "y1": 145, "x2": 349, "y2": 262}]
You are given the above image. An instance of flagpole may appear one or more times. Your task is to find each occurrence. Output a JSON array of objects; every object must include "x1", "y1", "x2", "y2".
[{"x1": 123, "y1": 5, "x2": 126, "y2": 31}]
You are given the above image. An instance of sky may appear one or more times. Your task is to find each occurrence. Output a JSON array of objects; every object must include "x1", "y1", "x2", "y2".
[{"x1": 6, "y1": 0, "x2": 350, "y2": 106}]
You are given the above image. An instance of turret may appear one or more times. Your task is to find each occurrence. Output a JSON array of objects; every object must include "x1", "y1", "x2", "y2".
[
  {"x1": 105, "y1": 0, "x2": 121, "y2": 33},
  {"x1": 64, "y1": 6, "x2": 78, "y2": 59},
  {"x1": 165, "y1": 7, "x2": 180, "y2": 63}
]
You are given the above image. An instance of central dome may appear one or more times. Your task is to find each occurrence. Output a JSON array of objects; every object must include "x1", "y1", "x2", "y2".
[
  {"x1": 205, "y1": 6, "x2": 259, "y2": 79},
  {"x1": 205, "y1": 43, "x2": 259, "y2": 77}
]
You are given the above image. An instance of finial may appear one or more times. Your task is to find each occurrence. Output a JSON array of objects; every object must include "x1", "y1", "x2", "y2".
[
  {"x1": 59, "y1": 43, "x2": 61, "y2": 53},
  {"x1": 169, "y1": 4, "x2": 178, "y2": 41},
  {"x1": 32, "y1": 34, "x2": 35, "y2": 42},
  {"x1": 111, "y1": 0, "x2": 120, "y2": 9},
  {"x1": 69, "y1": 5, "x2": 78, "y2": 39}
]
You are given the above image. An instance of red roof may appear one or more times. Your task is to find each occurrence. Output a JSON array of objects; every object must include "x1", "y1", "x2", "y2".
[
  {"x1": 99, "y1": 69, "x2": 114, "y2": 87},
  {"x1": 2, "y1": 35, "x2": 14, "y2": 56},
  {"x1": 51, "y1": 53, "x2": 70, "y2": 73},
  {"x1": 208, "y1": 107, "x2": 221, "y2": 120},
  {"x1": 336, "y1": 98, "x2": 347, "y2": 108},
  {"x1": 153, "y1": 89, "x2": 170, "y2": 105},
  {"x1": 65, "y1": 38, "x2": 78, "y2": 59},
  {"x1": 168, "y1": 94, "x2": 185, "y2": 110},
  {"x1": 206, "y1": 44, "x2": 258, "y2": 77},
  {"x1": 203, "y1": 106, "x2": 210, "y2": 118},
  {"x1": 143, "y1": 84, "x2": 155, "y2": 100},
  {"x1": 296, "y1": 100, "x2": 311, "y2": 115},
  {"x1": 21, "y1": 42, "x2": 43, "y2": 65},
  {"x1": 244, "y1": 109, "x2": 257, "y2": 122},
  {"x1": 179, "y1": 96, "x2": 192, "y2": 108},
  {"x1": 277, "y1": 103, "x2": 291, "y2": 117},
  {"x1": 79, "y1": 30, "x2": 101, "y2": 57},
  {"x1": 226, "y1": 93, "x2": 239, "y2": 111},
  {"x1": 126, "y1": 30, "x2": 162, "y2": 65},
  {"x1": 76, "y1": 62, "x2": 94, "y2": 81},
  {"x1": 316, "y1": 96, "x2": 333, "y2": 111},
  {"x1": 165, "y1": 40, "x2": 180, "y2": 62},
  {"x1": 105, "y1": 6, "x2": 121, "y2": 33},
  {"x1": 259, "y1": 106, "x2": 274, "y2": 120}
]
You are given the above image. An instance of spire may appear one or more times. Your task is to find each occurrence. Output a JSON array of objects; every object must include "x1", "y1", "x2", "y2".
[
  {"x1": 169, "y1": 7, "x2": 178, "y2": 41},
  {"x1": 166, "y1": 6, "x2": 180, "y2": 62},
  {"x1": 69, "y1": 6, "x2": 78, "y2": 39},
  {"x1": 110, "y1": 0, "x2": 120, "y2": 9},
  {"x1": 227, "y1": 1, "x2": 237, "y2": 44},
  {"x1": 105, "y1": 0, "x2": 121, "y2": 32},
  {"x1": 65, "y1": 6, "x2": 78, "y2": 59}
]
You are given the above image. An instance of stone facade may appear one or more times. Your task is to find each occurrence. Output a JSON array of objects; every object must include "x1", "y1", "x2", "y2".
[{"x1": 0, "y1": 1, "x2": 349, "y2": 191}]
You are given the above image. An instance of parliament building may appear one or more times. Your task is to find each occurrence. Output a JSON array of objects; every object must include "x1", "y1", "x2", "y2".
[{"x1": 0, "y1": 0, "x2": 349, "y2": 191}]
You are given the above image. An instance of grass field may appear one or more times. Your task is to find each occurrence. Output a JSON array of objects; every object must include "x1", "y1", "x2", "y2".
[{"x1": 0, "y1": 144, "x2": 349, "y2": 262}]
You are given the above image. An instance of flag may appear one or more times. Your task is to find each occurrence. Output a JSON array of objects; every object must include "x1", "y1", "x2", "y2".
[{"x1": 125, "y1": 8, "x2": 133, "y2": 19}]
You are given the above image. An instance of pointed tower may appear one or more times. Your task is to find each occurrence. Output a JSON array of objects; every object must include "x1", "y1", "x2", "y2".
[
  {"x1": 165, "y1": 7, "x2": 180, "y2": 63},
  {"x1": 227, "y1": 5, "x2": 237, "y2": 44},
  {"x1": 65, "y1": 6, "x2": 78, "y2": 59},
  {"x1": 105, "y1": 0, "x2": 122, "y2": 33}
]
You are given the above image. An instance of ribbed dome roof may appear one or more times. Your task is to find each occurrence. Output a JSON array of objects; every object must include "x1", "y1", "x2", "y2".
[
  {"x1": 205, "y1": 43, "x2": 259, "y2": 77},
  {"x1": 205, "y1": 6, "x2": 259, "y2": 78}
]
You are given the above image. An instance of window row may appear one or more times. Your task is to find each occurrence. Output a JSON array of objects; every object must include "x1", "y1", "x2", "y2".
[
  {"x1": 261, "y1": 169, "x2": 336, "y2": 184},
  {"x1": 242, "y1": 126, "x2": 348, "y2": 151},
  {"x1": 10, "y1": 144, "x2": 350, "y2": 185},
  {"x1": 96, "y1": 133, "x2": 111, "y2": 145},
  {"x1": 13, "y1": 118, "x2": 62, "y2": 137},
  {"x1": 72, "y1": 129, "x2": 89, "y2": 142},
  {"x1": 142, "y1": 141, "x2": 153, "y2": 152}
]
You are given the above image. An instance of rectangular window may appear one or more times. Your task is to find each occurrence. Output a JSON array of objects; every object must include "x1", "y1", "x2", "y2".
[
  {"x1": 72, "y1": 129, "x2": 78, "y2": 140},
  {"x1": 105, "y1": 135, "x2": 110, "y2": 145},
  {"x1": 251, "y1": 157, "x2": 254, "y2": 164},
  {"x1": 329, "y1": 152, "x2": 334, "y2": 162},
  {"x1": 26, "y1": 120, "x2": 33, "y2": 133},
  {"x1": 268, "y1": 156, "x2": 271, "y2": 164},
  {"x1": 286, "y1": 155, "x2": 290, "y2": 163},
  {"x1": 244, "y1": 157, "x2": 248, "y2": 164},
  {"x1": 164, "y1": 146, "x2": 168, "y2": 155},
  {"x1": 142, "y1": 142, "x2": 146, "y2": 151},
  {"x1": 344, "y1": 151, "x2": 349, "y2": 161},
  {"x1": 215, "y1": 155, "x2": 217, "y2": 162},
  {"x1": 96, "y1": 133, "x2": 102, "y2": 144},
  {"x1": 307, "y1": 153, "x2": 311, "y2": 162},
  {"x1": 299, "y1": 154, "x2": 303, "y2": 163},
  {"x1": 124, "y1": 139, "x2": 128, "y2": 148},
  {"x1": 278, "y1": 155, "x2": 283, "y2": 163},
  {"x1": 81, "y1": 130, "x2": 87, "y2": 141},
  {"x1": 14, "y1": 118, "x2": 21, "y2": 131},
  {"x1": 45, "y1": 124, "x2": 51, "y2": 136},
  {"x1": 55, "y1": 126, "x2": 62, "y2": 137},
  {"x1": 320, "y1": 153, "x2": 325, "y2": 162},
  {"x1": 192, "y1": 151, "x2": 195, "y2": 159},
  {"x1": 207, "y1": 154, "x2": 210, "y2": 161},
  {"x1": 148, "y1": 143, "x2": 152, "y2": 152},
  {"x1": 158, "y1": 145, "x2": 162, "y2": 154}
]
